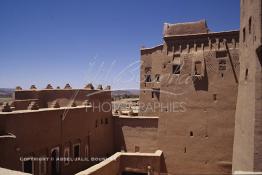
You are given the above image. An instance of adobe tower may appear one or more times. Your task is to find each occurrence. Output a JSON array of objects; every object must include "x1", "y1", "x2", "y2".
[{"x1": 232, "y1": 0, "x2": 262, "y2": 173}]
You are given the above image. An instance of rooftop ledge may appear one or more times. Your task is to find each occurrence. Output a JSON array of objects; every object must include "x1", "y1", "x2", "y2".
[
  {"x1": 76, "y1": 150, "x2": 163, "y2": 175},
  {"x1": 0, "y1": 105, "x2": 92, "y2": 115},
  {"x1": 164, "y1": 30, "x2": 239, "y2": 38}
]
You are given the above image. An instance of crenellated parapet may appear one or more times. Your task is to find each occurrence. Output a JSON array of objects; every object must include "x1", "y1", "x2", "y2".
[
  {"x1": 164, "y1": 30, "x2": 239, "y2": 55},
  {"x1": 9, "y1": 83, "x2": 112, "y2": 112}
]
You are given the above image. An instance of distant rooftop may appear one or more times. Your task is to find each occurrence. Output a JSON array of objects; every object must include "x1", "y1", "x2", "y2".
[{"x1": 163, "y1": 19, "x2": 209, "y2": 36}]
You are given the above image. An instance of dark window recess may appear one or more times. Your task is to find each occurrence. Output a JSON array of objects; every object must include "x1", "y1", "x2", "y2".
[
  {"x1": 184, "y1": 147, "x2": 187, "y2": 153},
  {"x1": 194, "y1": 61, "x2": 202, "y2": 75},
  {"x1": 101, "y1": 119, "x2": 103, "y2": 124},
  {"x1": 219, "y1": 59, "x2": 227, "y2": 70},
  {"x1": 213, "y1": 94, "x2": 217, "y2": 101},
  {"x1": 243, "y1": 27, "x2": 246, "y2": 42},
  {"x1": 173, "y1": 54, "x2": 180, "y2": 59},
  {"x1": 216, "y1": 51, "x2": 227, "y2": 58},
  {"x1": 152, "y1": 89, "x2": 160, "y2": 100},
  {"x1": 74, "y1": 145, "x2": 80, "y2": 158},
  {"x1": 245, "y1": 69, "x2": 248, "y2": 80},
  {"x1": 249, "y1": 17, "x2": 252, "y2": 34},
  {"x1": 190, "y1": 131, "x2": 193, "y2": 137},
  {"x1": 105, "y1": 118, "x2": 108, "y2": 124},
  {"x1": 173, "y1": 64, "x2": 181, "y2": 74},
  {"x1": 145, "y1": 75, "x2": 151, "y2": 82},
  {"x1": 155, "y1": 74, "x2": 160, "y2": 82},
  {"x1": 95, "y1": 120, "x2": 98, "y2": 128},
  {"x1": 24, "y1": 160, "x2": 33, "y2": 173},
  {"x1": 144, "y1": 67, "x2": 151, "y2": 74}
]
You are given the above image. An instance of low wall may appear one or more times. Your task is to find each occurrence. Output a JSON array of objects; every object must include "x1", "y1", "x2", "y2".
[{"x1": 76, "y1": 150, "x2": 163, "y2": 175}]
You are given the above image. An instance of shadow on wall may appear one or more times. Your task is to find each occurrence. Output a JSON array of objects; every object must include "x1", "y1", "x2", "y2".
[
  {"x1": 160, "y1": 153, "x2": 168, "y2": 174},
  {"x1": 256, "y1": 45, "x2": 262, "y2": 67},
  {"x1": 193, "y1": 60, "x2": 209, "y2": 91}
]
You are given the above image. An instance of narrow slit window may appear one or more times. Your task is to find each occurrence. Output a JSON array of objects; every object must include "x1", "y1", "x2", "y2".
[
  {"x1": 249, "y1": 17, "x2": 252, "y2": 34},
  {"x1": 95, "y1": 120, "x2": 98, "y2": 128},
  {"x1": 213, "y1": 94, "x2": 217, "y2": 101},
  {"x1": 245, "y1": 69, "x2": 248, "y2": 80},
  {"x1": 243, "y1": 27, "x2": 246, "y2": 42},
  {"x1": 155, "y1": 74, "x2": 160, "y2": 82}
]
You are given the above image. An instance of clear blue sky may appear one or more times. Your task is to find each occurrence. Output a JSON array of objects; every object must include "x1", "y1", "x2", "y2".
[{"x1": 0, "y1": 0, "x2": 240, "y2": 90}]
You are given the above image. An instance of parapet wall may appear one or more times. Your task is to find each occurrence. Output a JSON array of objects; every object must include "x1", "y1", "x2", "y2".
[
  {"x1": 75, "y1": 150, "x2": 163, "y2": 175},
  {"x1": 11, "y1": 88, "x2": 111, "y2": 111}
]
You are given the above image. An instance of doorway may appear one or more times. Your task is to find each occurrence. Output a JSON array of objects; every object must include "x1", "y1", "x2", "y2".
[{"x1": 51, "y1": 147, "x2": 60, "y2": 175}]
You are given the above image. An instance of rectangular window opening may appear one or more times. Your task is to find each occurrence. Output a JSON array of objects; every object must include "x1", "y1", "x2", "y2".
[
  {"x1": 155, "y1": 74, "x2": 160, "y2": 82},
  {"x1": 145, "y1": 75, "x2": 151, "y2": 82},
  {"x1": 194, "y1": 61, "x2": 202, "y2": 75},
  {"x1": 173, "y1": 64, "x2": 181, "y2": 74}
]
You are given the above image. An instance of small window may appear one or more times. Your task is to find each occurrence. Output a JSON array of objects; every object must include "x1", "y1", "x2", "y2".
[
  {"x1": 73, "y1": 144, "x2": 80, "y2": 158},
  {"x1": 219, "y1": 59, "x2": 226, "y2": 70},
  {"x1": 151, "y1": 91, "x2": 154, "y2": 98},
  {"x1": 105, "y1": 118, "x2": 108, "y2": 124},
  {"x1": 145, "y1": 75, "x2": 151, "y2": 82},
  {"x1": 145, "y1": 67, "x2": 151, "y2": 74},
  {"x1": 173, "y1": 64, "x2": 181, "y2": 74},
  {"x1": 243, "y1": 27, "x2": 246, "y2": 42},
  {"x1": 23, "y1": 159, "x2": 33, "y2": 174},
  {"x1": 151, "y1": 89, "x2": 160, "y2": 100},
  {"x1": 135, "y1": 146, "x2": 140, "y2": 152},
  {"x1": 184, "y1": 147, "x2": 187, "y2": 153},
  {"x1": 155, "y1": 74, "x2": 160, "y2": 82},
  {"x1": 173, "y1": 54, "x2": 180, "y2": 60},
  {"x1": 190, "y1": 131, "x2": 193, "y2": 137},
  {"x1": 64, "y1": 148, "x2": 70, "y2": 166},
  {"x1": 39, "y1": 157, "x2": 47, "y2": 175},
  {"x1": 194, "y1": 61, "x2": 202, "y2": 75},
  {"x1": 101, "y1": 118, "x2": 103, "y2": 124},
  {"x1": 216, "y1": 51, "x2": 227, "y2": 58},
  {"x1": 213, "y1": 94, "x2": 217, "y2": 101},
  {"x1": 249, "y1": 17, "x2": 252, "y2": 34}
]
